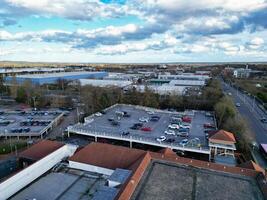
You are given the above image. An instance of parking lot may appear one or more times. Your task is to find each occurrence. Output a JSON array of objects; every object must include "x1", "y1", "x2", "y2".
[
  {"x1": 69, "y1": 104, "x2": 216, "y2": 152},
  {"x1": 0, "y1": 110, "x2": 63, "y2": 138}
]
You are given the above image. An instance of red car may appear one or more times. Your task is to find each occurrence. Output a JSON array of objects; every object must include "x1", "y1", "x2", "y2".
[
  {"x1": 203, "y1": 123, "x2": 216, "y2": 129},
  {"x1": 182, "y1": 116, "x2": 192, "y2": 123},
  {"x1": 141, "y1": 127, "x2": 152, "y2": 132}
]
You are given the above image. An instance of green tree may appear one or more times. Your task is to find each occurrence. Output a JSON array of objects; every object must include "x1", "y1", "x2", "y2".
[{"x1": 15, "y1": 87, "x2": 27, "y2": 103}]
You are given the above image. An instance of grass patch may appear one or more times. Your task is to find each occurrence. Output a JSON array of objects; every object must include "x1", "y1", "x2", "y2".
[{"x1": 0, "y1": 140, "x2": 28, "y2": 154}]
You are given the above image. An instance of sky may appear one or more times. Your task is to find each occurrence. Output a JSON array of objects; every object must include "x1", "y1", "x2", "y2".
[{"x1": 0, "y1": 0, "x2": 267, "y2": 63}]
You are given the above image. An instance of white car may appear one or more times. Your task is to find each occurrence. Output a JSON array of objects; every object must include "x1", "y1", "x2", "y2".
[
  {"x1": 168, "y1": 124, "x2": 180, "y2": 129},
  {"x1": 156, "y1": 136, "x2": 166, "y2": 142},
  {"x1": 95, "y1": 112, "x2": 102, "y2": 117},
  {"x1": 164, "y1": 129, "x2": 176, "y2": 135},
  {"x1": 236, "y1": 103, "x2": 241, "y2": 107},
  {"x1": 180, "y1": 139, "x2": 189, "y2": 146},
  {"x1": 147, "y1": 111, "x2": 155, "y2": 115},
  {"x1": 139, "y1": 117, "x2": 149, "y2": 122},
  {"x1": 180, "y1": 124, "x2": 191, "y2": 129}
]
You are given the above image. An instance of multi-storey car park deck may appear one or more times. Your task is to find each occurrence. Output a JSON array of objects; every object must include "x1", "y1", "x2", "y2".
[
  {"x1": 67, "y1": 104, "x2": 217, "y2": 155},
  {"x1": 0, "y1": 110, "x2": 64, "y2": 138}
]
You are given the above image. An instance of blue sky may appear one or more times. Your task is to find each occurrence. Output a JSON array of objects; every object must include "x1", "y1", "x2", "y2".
[{"x1": 0, "y1": 0, "x2": 267, "y2": 63}]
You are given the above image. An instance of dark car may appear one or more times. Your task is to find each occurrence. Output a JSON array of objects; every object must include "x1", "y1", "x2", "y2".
[
  {"x1": 166, "y1": 138, "x2": 175, "y2": 143},
  {"x1": 260, "y1": 118, "x2": 267, "y2": 123},
  {"x1": 108, "y1": 118, "x2": 115, "y2": 122},
  {"x1": 150, "y1": 116, "x2": 160, "y2": 122},
  {"x1": 122, "y1": 131, "x2": 130, "y2": 136},
  {"x1": 100, "y1": 110, "x2": 106, "y2": 114},
  {"x1": 178, "y1": 127, "x2": 189, "y2": 132},
  {"x1": 131, "y1": 123, "x2": 143, "y2": 130},
  {"x1": 111, "y1": 121, "x2": 120, "y2": 126},
  {"x1": 124, "y1": 113, "x2": 131, "y2": 117}
]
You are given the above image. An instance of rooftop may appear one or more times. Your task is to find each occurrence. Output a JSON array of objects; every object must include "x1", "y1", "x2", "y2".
[
  {"x1": 209, "y1": 130, "x2": 236, "y2": 143},
  {"x1": 79, "y1": 79, "x2": 132, "y2": 88},
  {"x1": 131, "y1": 161, "x2": 264, "y2": 200},
  {"x1": 11, "y1": 169, "x2": 109, "y2": 200},
  {"x1": 19, "y1": 140, "x2": 64, "y2": 161},
  {"x1": 69, "y1": 142, "x2": 146, "y2": 170},
  {"x1": 15, "y1": 71, "x2": 106, "y2": 79}
]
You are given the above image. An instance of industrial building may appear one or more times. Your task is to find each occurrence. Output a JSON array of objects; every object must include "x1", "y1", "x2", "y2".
[
  {"x1": 79, "y1": 79, "x2": 132, "y2": 89},
  {"x1": 0, "y1": 67, "x2": 65, "y2": 76},
  {"x1": 1, "y1": 140, "x2": 266, "y2": 200},
  {"x1": 4, "y1": 71, "x2": 108, "y2": 85},
  {"x1": 134, "y1": 85, "x2": 187, "y2": 95},
  {"x1": 158, "y1": 73, "x2": 210, "y2": 81}
]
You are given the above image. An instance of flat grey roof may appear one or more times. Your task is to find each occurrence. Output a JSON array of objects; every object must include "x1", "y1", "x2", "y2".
[
  {"x1": 15, "y1": 71, "x2": 105, "y2": 79},
  {"x1": 11, "y1": 169, "x2": 109, "y2": 200},
  {"x1": 131, "y1": 161, "x2": 264, "y2": 200},
  {"x1": 109, "y1": 168, "x2": 132, "y2": 184},
  {"x1": 92, "y1": 186, "x2": 118, "y2": 200}
]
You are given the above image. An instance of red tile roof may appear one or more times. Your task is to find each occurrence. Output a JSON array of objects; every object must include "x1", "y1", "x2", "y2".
[
  {"x1": 67, "y1": 142, "x2": 267, "y2": 200},
  {"x1": 238, "y1": 160, "x2": 265, "y2": 174},
  {"x1": 19, "y1": 140, "x2": 64, "y2": 161},
  {"x1": 158, "y1": 148, "x2": 177, "y2": 156},
  {"x1": 209, "y1": 129, "x2": 236, "y2": 143},
  {"x1": 69, "y1": 142, "x2": 147, "y2": 170}
]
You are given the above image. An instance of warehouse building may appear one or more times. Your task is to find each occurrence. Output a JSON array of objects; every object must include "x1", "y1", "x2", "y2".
[
  {"x1": 79, "y1": 79, "x2": 132, "y2": 89},
  {"x1": 5, "y1": 71, "x2": 108, "y2": 85},
  {"x1": 158, "y1": 73, "x2": 210, "y2": 81}
]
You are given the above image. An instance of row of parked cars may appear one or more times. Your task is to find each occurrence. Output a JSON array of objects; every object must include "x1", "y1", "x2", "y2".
[
  {"x1": 155, "y1": 115, "x2": 193, "y2": 146},
  {"x1": 11, "y1": 127, "x2": 30, "y2": 133},
  {"x1": 20, "y1": 120, "x2": 51, "y2": 126},
  {"x1": 18, "y1": 111, "x2": 60, "y2": 116}
]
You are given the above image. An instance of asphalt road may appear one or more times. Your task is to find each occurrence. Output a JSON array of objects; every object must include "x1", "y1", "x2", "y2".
[{"x1": 221, "y1": 81, "x2": 267, "y2": 144}]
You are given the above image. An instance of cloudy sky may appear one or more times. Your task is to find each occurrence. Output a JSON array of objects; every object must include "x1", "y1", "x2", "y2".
[{"x1": 0, "y1": 0, "x2": 267, "y2": 63}]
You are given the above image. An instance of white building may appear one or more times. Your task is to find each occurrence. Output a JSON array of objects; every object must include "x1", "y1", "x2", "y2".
[
  {"x1": 233, "y1": 66, "x2": 251, "y2": 78},
  {"x1": 158, "y1": 73, "x2": 210, "y2": 81},
  {"x1": 79, "y1": 79, "x2": 132, "y2": 89}
]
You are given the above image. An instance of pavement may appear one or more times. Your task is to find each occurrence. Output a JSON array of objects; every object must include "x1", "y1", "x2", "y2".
[
  {"x1": 221, "y1": 80, "x2": 267, "y2": 168},
  {"x1": 48, "y1": 110, "x2": 77, "y2": 139},
  {"x1": 221, "y1": 80, "x2": 267, "y2": 143}
]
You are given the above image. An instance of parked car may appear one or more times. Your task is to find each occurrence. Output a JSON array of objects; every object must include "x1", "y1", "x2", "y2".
[
  {"x1": 178, "y1": 132, "x2": 189, "y2": 137},
  {"x1": 164, "y1": 129, "x2": 176, "y2": 135},
  {"x1": 139, "y1": 117, "x2": 149, "y2": 122},
  {"x1": 111, "y1": 121, "x2": 120, "y2": 126},
  {"x1": 156, "y1": 136, "x2": 166, "y2": 142},
  {"x1": 260, "y1": 118, "x2": 267, "y2": 123},
  {"x1": 178, "y1": 127, "x2": 189, "y2": 133},
  {"x1": 122, "y1": 131, "x2": 130, "y2": 136},
  {"x1": 203, "y1": 123, "x2": 216, "y2": 129},
  {"x1": 180, "y1": 139, "x2": 189, "y2": 146},
  {"x1": 99, "y1": 110, "x2": 106, "y2": 114},
  {"x1": 147, "y1": 111, "x2": 155, "y2": 115},
  {"x1": 141, "y1": 127, "x2": 152, "y2": 132},
  {"x1": 182, "y1": 116, "x2": 192, "y2": 123},
  {"x1": 130, "y1": 123, "x2": 143, "y2": 130},
  {"x1": 180, "y1": 124, "x2": 191, "y2": 129},
  {"x1": 95, "y1": 112, "x2": 102, "y2": 117},
  {"x1": 166, "y1": 138, "x2": 175, "y2": 143},
  {"x1": 150, "y1": 116, "x2": 160, "y2": 122},
  {"x1": 235, "y1": 103, "x2": 241, "y2": 107},
  {"x1": 168, "y1": 124, "x2": 180, "y2": 129},
  {"x1": 124, "y1": 113, "x2": 131, "y2": 117},
  {"x1": 108, "y1": 118, "x2": 115, "y2": 122}
]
